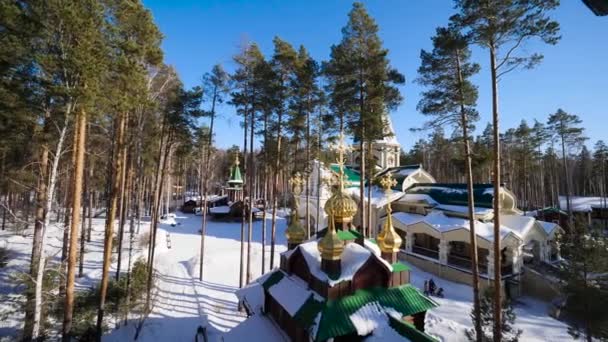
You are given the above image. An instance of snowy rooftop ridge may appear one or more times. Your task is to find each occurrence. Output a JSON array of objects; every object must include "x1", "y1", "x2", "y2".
[
  {"x1": 350, "y1": 302, "x2": 402, "y2": 337},
  {"x1": 297, "y1": 239, "x2": 393, "y2": 286},
  {"x1": 392, "y1": 210, "x2": 546, "y2": 243},
  {"x1": 559, "y1": 195, "x2": 608, "y2": 212}
]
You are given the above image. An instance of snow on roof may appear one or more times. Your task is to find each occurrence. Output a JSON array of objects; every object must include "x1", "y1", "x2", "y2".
[
  {"x1": 268, "y1": 274, "x2": 321, "y2": 316},
  {"x1": 364, "y1": 239, "x2": 381, "y2": 256},
  {"x1": 559, "y1": 196, "x2": 608, "y2": 212},
  {"x1": 236, "y1": 282, "x2": 264, "y2": 314},
  {"x1": 223, "y1": 314, "x2": 286, "y2": 342},
  {"x1": 393, "y1": 167, "x2": 420, "y2": 177},
  {"x1": 365, "y1": 321, "x2": 412, "y2": 342},
  {"x1": 209, "y1": 205, "x2": 230, "y2": 214},
  {"x1": 394, "y1": 211, "x2": 516, "y2": 242},
  {"x1": 537, "y1": 220, "x2": 559, "y2": 235},
  {"x1": 349, "y1": 301, "x2": 402, "y2": 337},
  {"x1": 297, "y1": 240, "x2": 391, "y2": 286},
  {"x1": 341, "y1": 243, "x2": 378, "y2": 282},
  {"x1": 399, "y1": 193, "x2": 439, "y2": 206},
  {"x1": 500, "y1": 215, "x2": 537, "y2": 238},
  {"x1": 347, "y1": 186, "x2": 404, "y2": 207},
  {"x1": 392, "y1": 212, "x2": 426, "y2": 226},
  {"x1": 434, "y1": 204, "x2": 493, "y2": 216}
]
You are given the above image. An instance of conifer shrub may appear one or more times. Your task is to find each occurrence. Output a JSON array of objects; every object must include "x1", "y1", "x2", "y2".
[
  {"x1": 466, "y1": 287, "x2": 522, "y2": 342},
  {"x1": 0, "y1": 246, "x2": 10, "y2": 268},
  {"x1": 51, "y1": 258, "x2": 150, "y2": 339}
]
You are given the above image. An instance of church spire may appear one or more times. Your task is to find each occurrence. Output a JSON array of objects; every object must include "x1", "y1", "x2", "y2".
[
  {"x1": 377, "y1": 172, "x2": 402, "y2": 263},
  {"x1": 324, "y1": 132, "x2": 357, "y2": 230},
  {"x1": 227, "y1": 151, "x2": 243, "y2": 202}
]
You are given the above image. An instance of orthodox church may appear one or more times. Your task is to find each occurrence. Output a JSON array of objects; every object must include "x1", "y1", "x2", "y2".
[
  {"x1": 225, "y1": 146, "x2": 438, "y2": 341},
  {"x1": 299, "y1": 115, "x2": 564, "y2": 301}
]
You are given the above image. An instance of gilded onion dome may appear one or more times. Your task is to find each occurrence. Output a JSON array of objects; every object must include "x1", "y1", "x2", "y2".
[
  {"x1": 286, "y1": 173, "x2": 306, "y2": 246},
  {"x1": 286, "y1": 214, "x2": 306, "y2": 245},
  {"x1": 324, "y1": 131, "x2": 358, "y2": 224},
  {"x1": 318, "y1": 208, "x2": 344, "y2": 260},
  {"x1": 377, "y1": 173, "x2": 402, "y2": 253},
  {"x1": 324, "y1": 190, "x2": 358, "y2": 224}
]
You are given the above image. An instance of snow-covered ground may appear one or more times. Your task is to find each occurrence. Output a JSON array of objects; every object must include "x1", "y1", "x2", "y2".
[{"x1": 1, "y1": 211, "x2": 573, "y2": 341}]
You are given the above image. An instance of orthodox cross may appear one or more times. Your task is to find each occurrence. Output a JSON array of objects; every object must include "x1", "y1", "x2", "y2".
[{"x1": 379, "y1": 173, "x2": 397, "y2": 214}]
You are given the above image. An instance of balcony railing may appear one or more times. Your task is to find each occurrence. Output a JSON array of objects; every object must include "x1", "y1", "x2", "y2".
[
  {"x1": 412, "y1": 245, "x2": 439, "y2": 259},
  {"x1": 447, "y1": 254, "x2": 488, "y2": 274}
]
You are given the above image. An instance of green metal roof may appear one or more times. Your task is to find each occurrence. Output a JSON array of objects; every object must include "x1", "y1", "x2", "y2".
[
  {"x1": 317, "y1": 229, "x2": 363, "y2": 242},
  {"x1": 229, "y1": 163, "x2": 243, "y2": 184},
  {"x1": 293, "y1": 295, "x2": 326, "y2": 329},
  {"x1": 337, "y1": 230, "x2": 359, "y2": 241},
  {"x1": 311, "y1": 285, "x2": 437, "y2": 341},
  {"x1": 391, "y1": 262, "x2": 410, "y2": 273},
  {"x1": 405, "y1": 183, "x2": 496, "y2": 208},
  {"x1": 329, "y1": 164, "x2": 362, "y2": 187},
  {"x1": 388, "y1": 315, "x2": 438, "y2": 342},
  {"x1": 376, "y1": 164, "x2": 422, "y2": 191}
]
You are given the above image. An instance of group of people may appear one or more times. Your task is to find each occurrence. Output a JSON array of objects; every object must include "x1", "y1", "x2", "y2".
[{"x1": 423, "y1": 278, "x2": 444, "y2": 298}]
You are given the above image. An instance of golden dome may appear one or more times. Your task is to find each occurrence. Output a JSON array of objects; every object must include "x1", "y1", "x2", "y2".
[
  {"x1": 324, "y1": 191, "x2": 358, "y2": 224},
  {"x1": 377, "y1": 172, "x2": 402, "y2": 253},
  {"x1": 318, "y1": 210, "x2": 344, "y2": 260},
  {"x1": 285, "y1": 211, "x2": 306, "y2": 244},
  {"x1": 378, "y1": 213, "x2": 402, "y2": 254}
]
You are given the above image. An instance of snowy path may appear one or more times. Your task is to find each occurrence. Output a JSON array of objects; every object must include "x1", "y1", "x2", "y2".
[{"x1": 106, "y1": 213, "x2": 288, "y2": 341}]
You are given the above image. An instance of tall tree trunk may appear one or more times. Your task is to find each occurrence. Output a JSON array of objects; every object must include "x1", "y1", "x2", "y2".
[
  {"x1": 270, "y1": 113, "x2": 282, "y2": 269},
  {"x1": 116, "y1": 119, "x2": 130, "y2": 280},
  {"x1": 145, "y1": 135, "x2": 171, "y2": 313},
  {"x1": 305, "y1": 103, "x2": 311, "y2": 238},
  {"x1": 366, "y1": 141, "x2": 372, "y2": 235},
  {"x1": 456, "y1": 49, "x2": 482, "y2": 342},
  {"x1": 359, "y1": 138, "x2": 366, "y2": 236},
  {"x1": 32, "y1": 115, "x2": 70, "y2": 340},
  {"x1": 490, "y1": 45, "x2": 502, "y2": 342},
  {"x1": 96, "y1": 112, "x2": 126, "y2": 340},
  {"x1": 78, "y1": 124, "x2": 89, "y2": 278},
  {"x1": 560, "y1": 131, "x2": 574, "y2": 228},
  {"x1": 60, "y1": 132, "x2": 76, "y2": 301},
  {"x1": 246, "y1": 105, "x2": 255, "y2": 284},
  {"x1": 199, "y1": 88, "x2": 217, "y2": 281},
  {"x1": 239, "y1": 108, "x2": 248, "y2": 289},
  {"x1": 261, "y1": 113, "x2": 268, "y2": 274},
  {"x1": 63, "y1": 109, "x2": 87, "y2": 340},
  {"x1": 24, "y1": 108, "x2": 51, "y2": 340}
]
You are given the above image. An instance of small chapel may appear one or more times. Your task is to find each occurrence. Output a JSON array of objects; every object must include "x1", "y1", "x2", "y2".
[{"x1": 225, "y1": 142, "x2": 438, "y2": 341}]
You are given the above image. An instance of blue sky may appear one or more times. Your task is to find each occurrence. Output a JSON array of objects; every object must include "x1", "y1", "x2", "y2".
[{"x1": 143, "y1": 0, "x2": 607, "y2": 150}]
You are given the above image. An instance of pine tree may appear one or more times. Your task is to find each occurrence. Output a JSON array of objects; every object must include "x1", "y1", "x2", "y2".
[
  {"x1": 288, "y1": 46, "x2": 322, "y2": 238},
  {"x1": 592, "y1": 141, "x2": 608, "y2": 230},
  {"x1": 199, "y1": 64, "x2": 230, "y2": 280},
  {"x1": 453, "y1": 2, "x2": 560, "y2": 338},
  {"x1": 416, "y1": 24, "x2": 483, "y2": 342},
  {"x1": 547, "y1": 109, "x2": 586, "y2": 228},
  {"x1": 466, "y1": 288, "x2": 523, "y2": 342},
  {"x1": 325, "y1": 2, "x2": 404, "y2": 237},
  {"x1": 230, "y1": 42, "x2": 268, "y2": 283},
  {"x1": 559, "y1": 227, "x2": 608, "y2": 341},
  {"x1": 96, "y1": 1, "x2": 163, "y2": 338},
  {"x1": 268, "y1": 38, "x2": 297, "y2": 269}
]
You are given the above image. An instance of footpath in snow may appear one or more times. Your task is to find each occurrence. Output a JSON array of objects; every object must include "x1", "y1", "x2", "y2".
[{"x1": 105, "y1": 213, "x2": 288, "y2": 341}]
